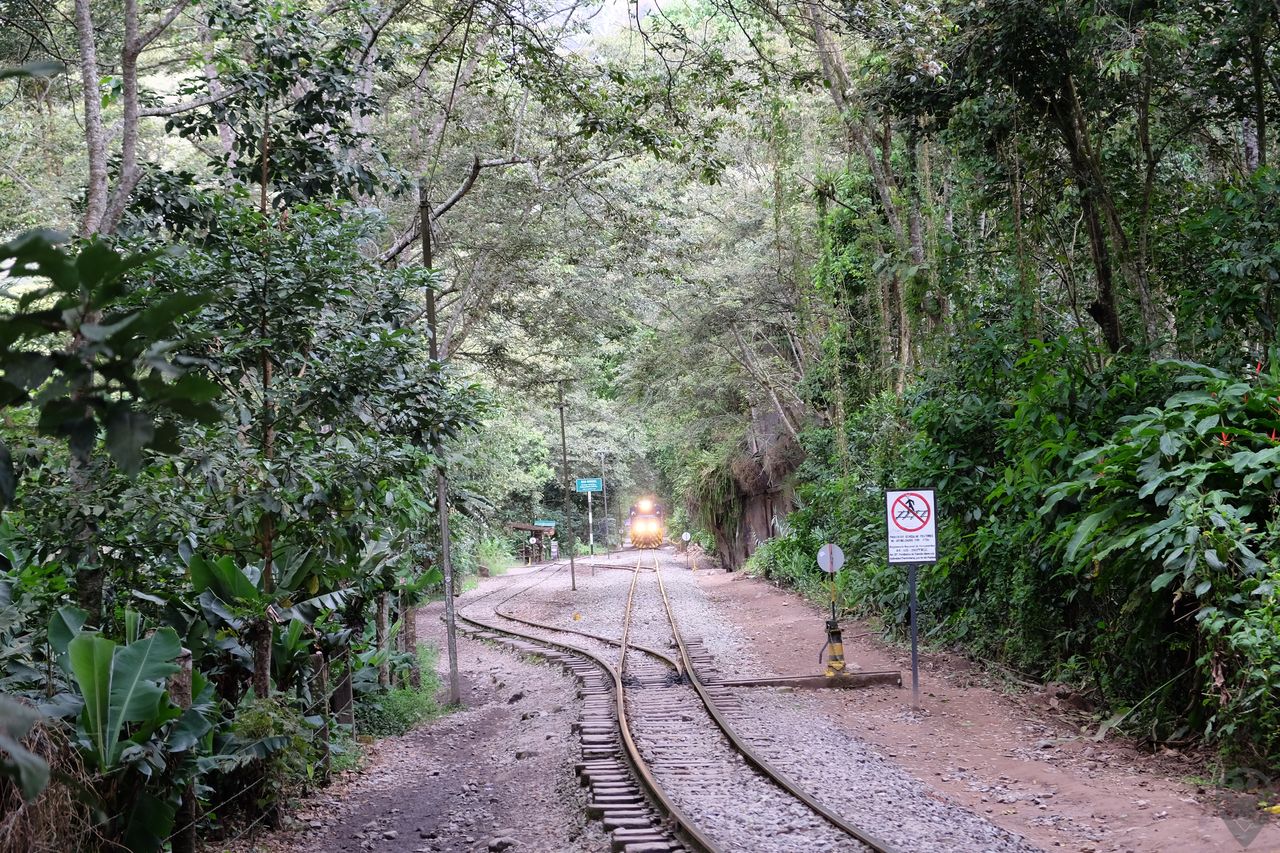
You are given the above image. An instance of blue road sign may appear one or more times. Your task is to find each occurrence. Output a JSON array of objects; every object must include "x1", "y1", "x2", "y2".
[{"x1": 575, "y1": 478, "x2": 603, "y2": 493}]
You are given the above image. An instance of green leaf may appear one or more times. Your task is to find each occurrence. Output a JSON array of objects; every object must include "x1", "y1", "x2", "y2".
[
  {"x1": 69, "y1": 629, "x2": 181, "y2": 770},
  {"x1": 0, "y1": 696, "x2": 49, "y2": 801},
  {"x1": 48, "y1": 605, "x2": 89, "y2": 673},
  {"x1": 1204, "y1": 549, "x2": 1225, "y2": 570},
  {"x1": 1151, "y1": 571, "x2": 1178, "y2": 592},
  {"x1": 121, "y1": 791, "x2": 175, "y2": 853},
  {"x1": 1194, "y1": 414, "x2": 1220, "y2": 435},
  {"x1": 68, "y1": 633, "x2": 115, "y2": 769},
  {"x1": 1065, "y1": 507, "x2": 1115, "y2": 562},
  {"x1": 1159, "y1": 431, "x2": 1181, "y2": 457},
  {"x1": 104, "y1": 405, "x2": 155, "y2": 476},
  {"x1": 189, "y1": 554, "x2": 261, "y2": 605}
]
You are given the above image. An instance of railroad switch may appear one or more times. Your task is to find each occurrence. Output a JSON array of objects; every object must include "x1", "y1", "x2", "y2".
[{"x1": 823, "y1": 617, "x2": 846, "y2": 677}]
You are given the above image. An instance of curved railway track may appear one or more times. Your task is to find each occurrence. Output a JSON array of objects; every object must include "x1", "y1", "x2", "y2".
[{"x1": 456, "y1": 549, "x2": 902, "y2": 853}]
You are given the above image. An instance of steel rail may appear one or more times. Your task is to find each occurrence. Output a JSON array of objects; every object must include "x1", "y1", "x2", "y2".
[
  {"x1": 489, "y1": 552, "x2": 683, "y2": 675},
  {"x1": 650, "y1": 553, "x2": 901, "y2": 853},
  {"x1": 455, "y1": 572, "x2": 722, "y2": 853}
]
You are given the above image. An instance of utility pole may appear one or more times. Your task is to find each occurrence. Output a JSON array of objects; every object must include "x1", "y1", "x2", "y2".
[
  {"x1": 557, "y1": 380, "x2": 577, "y2": 591},
  {"x1": 598, "y1": 450, "x2": 608, "y2": 551},
  {"x1": 421, "y1": 184, "x2": 460, "y2": 706}
]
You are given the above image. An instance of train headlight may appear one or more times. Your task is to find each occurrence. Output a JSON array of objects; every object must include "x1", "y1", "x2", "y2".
[{"x1": 638, "y1": 498, "x2": 654, "y2": 512}]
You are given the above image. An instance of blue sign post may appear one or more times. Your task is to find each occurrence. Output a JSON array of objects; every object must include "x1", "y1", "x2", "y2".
[{"x1": 575, "y1": 479, "x2": 603, "y2": 556}]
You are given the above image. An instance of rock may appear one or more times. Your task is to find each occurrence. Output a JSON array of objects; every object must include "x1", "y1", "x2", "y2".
[
  {"x1": 383, "y1": 830, "x2": 399, "y2": 840},
  {"x1": 508, "y1": 691, "x2": 525, "y2": 703},
  {"x1": 515, "y1": 749, "x2": 537, "y2": 760},
  {"x1": 489, "y1": 838, "x2": 516, "y2": 852}
]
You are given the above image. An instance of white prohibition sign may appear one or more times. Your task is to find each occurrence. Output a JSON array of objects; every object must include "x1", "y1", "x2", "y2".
[
  {"x1": 885, "y1": 488, "x2": 938, "y2": 564},
  {"x1": 816, "y1": 543, "x2": 845, "y2": 574},
  {"x1": 891, "y1": 492, "x2": 931, "y2": 532},
  {"x1": 528, "y1": 537, "x2": 537, "y2": 545},
  {"x1": 681, "y1": 531, "x2": 692, "y2": 542}
]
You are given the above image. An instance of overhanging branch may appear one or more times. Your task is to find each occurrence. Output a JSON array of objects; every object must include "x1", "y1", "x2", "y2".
[{"x1": 379, "y1": 155, "x2": 528, "y2": 265}]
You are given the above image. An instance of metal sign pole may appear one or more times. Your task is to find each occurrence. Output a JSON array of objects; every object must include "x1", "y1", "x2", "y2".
[
  {"x1": 909, "y1": 561, "x2": 920, "y2": 711},
  {"x1": 587, "y1": 490, "x2": 594, "y2": 556},
  {"x1": 598, "y1": 451, "x2": 608, "y2": 550},
  {"x1": 558, "y1": 381, "x2": 576, "y2": 592},
  {"x1": 885, "y1": 489, "x2": 935, "y2": 712}
]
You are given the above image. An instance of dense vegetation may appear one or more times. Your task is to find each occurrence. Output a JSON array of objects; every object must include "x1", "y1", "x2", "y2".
[
  {"x1": 1, "y1": 0, "x2": 1278, "y2": 850},
  {"x1": 637, "y1": 0, "x2": 1280, "y2": 774}
]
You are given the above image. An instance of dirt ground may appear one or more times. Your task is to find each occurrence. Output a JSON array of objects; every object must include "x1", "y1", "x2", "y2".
[
  {"x1": 207, "y1": 586, "x2": 608, "y2": 853},
  {"x1": 694, "y1": 568, "x2": 1280, "y2": 853},
  {"x1": 217, "y1": 559, "x2": 1279, "y2": 853}
]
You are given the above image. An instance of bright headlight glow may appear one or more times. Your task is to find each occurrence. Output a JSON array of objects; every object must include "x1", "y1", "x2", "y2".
[{"x1": 638, "y1": 498, "x2": 654, "y2": 512}]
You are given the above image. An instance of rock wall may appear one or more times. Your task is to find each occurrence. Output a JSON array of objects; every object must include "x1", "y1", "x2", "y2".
[{"x1": 712, "y1": 408, "x2": 803, "y2": 571}]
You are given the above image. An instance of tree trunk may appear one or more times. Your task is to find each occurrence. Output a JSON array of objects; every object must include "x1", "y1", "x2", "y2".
[
  {"x1": 250, "y1": 620, "x2": 272, "y2": 699},
  {"x1": 73, "y1": 0, "x2": 108, "y2": 234},
  {"x1": 895, "y1": 273, "x2": 912, "y2": 392},
  {"x1": 1250, "y1": 32, "x2": 1268, "y2": 169},
  {"x1": 1244, "y1": 118, "x2": 1261, "y2": 173},
  {"x1": 402, "y1": 591, "x2": 421, "y2": 688},
  {"x1": 170, "y1": 648, "x2": 197, "y2": 853},
  {"x1": 1081, "y1": 193, "x2": 1124, "y2": 353},
  {"x1": 200, "y1": 20, "x2": 235, "y2": 161},
  {"x1": 100, "y1": 0, "x2": 142, "y2": 233}
]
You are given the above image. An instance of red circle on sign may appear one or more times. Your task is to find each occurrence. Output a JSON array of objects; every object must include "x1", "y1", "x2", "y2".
[{"x1": 891, "y1": 493, "x2": 931, "y2": 532}]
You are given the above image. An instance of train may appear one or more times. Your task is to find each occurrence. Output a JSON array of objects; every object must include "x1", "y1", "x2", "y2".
[{"x1": 627, "y1": 497, "x2": 666, "y2": 548}]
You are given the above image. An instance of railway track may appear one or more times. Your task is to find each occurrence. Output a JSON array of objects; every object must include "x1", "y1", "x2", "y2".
[{"x1": 456, "y1": 549, "x2": 901, "y2": 853}]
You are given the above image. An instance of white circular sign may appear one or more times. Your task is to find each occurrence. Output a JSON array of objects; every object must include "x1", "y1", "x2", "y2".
[
  {"x1": 816, "y1": 543, "x2": 845, "y2": 574},
  {"x1": 681, "y1": 531, "x2": 692, "y2": 542},
  {"x1": 528, "y1": 537, "x2": 537, "y2": 545}
]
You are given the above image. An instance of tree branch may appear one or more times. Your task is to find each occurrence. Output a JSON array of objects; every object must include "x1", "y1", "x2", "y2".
[
  {"x1": 139, "y1": 86, "x2": 243, "y2": 117},
  {"x1": 139, "y1": 0, "x2": 192, "y2": 50},
  {"x1": 379, "y1": 156, "x2": 528, "y2": 265}
]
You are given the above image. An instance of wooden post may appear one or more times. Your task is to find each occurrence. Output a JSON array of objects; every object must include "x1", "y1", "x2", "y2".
[
  {"x1": 309, "y1": 652, "x2": 331, "y2": 783},
  {"x1": 420, "y1": 182, "x2": 461, "y2": 706},
  {"x1": 376, "y1": 592, "x2": 390, "y2": 689},
  {"x1": 170, "y1": 648, "x2": 197, "y2": 853},
  {"x1": 332, "y1": 650, "x2": 355, "y2": 728},
  {"x1": 399, "y1": 589, "x2": 421, "y2": 688}
]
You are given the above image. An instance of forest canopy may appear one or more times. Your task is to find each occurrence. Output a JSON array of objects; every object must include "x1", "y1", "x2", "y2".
[{"x1": 1, "y1": 0, "x2": 1279, "y2": 848}]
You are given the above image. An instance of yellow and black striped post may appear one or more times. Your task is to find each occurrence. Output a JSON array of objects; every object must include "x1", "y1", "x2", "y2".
[{"x1": 824, "y1": 578, "x2": 845, "y2": 677}]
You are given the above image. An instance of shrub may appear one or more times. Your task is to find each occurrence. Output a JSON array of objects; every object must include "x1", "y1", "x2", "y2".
[
  {"x1": 209, "y1": 695, "x2": 320, "y2": 829},
  {"x1": 475, "y1": 536, "x2": 516, "y2": 575},
  {"x1": 760, "y1": 331, "x2": 1280, "y2": 762},
  {"x1": 353, "y1": 644, "x2": 444, "y2": 738}
]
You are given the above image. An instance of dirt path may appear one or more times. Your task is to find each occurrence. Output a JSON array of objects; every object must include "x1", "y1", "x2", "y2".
[
  {"x1": 223, "y1": 558, "x2": 1278, "y2": 853},
  {"x1": 695, "y1": 568, "x2": 1280, "y2": 853},
  {"x1": 217, "y1": 574, "x2": 609, "y2": 853}
]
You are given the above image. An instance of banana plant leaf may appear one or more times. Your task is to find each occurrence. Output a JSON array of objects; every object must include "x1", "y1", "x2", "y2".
[
  {"x1": 189, "y1": 554, "x2": 262, "y2": 605},
  {"x1": 47, "y1": 605, "x2": 89, "y2": 674},
  {"x1": 0, "y1": 694, "x2": 49, "y2": 801},
  {"x1": 68, "y1": 628, "x2": 182, "y2": 770}
]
